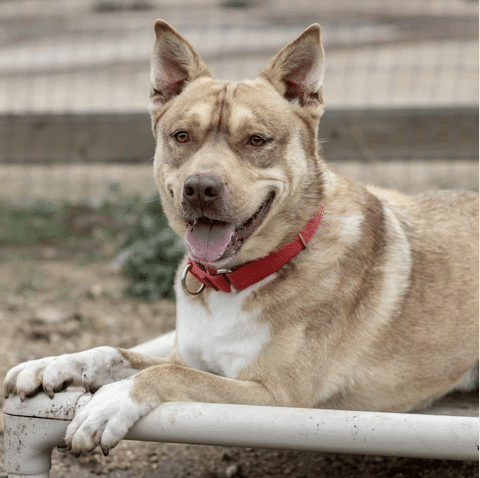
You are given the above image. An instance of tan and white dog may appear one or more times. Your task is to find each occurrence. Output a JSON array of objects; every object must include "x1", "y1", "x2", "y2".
[{"x1": 4, "y1": 21, "x2": 479, "y2": 456}]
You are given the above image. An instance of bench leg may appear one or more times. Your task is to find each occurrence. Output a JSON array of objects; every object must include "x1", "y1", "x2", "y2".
[{"x1": 4, "y1": 391, "x2": 84, "y2": 478}]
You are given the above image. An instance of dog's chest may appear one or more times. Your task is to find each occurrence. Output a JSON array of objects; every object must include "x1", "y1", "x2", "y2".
[{"x1": 175, "y1": 290, "x2": 271, "y2": 378}]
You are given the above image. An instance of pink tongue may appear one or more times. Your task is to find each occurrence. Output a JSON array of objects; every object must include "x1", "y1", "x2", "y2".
[{"x1": 186, "y1": 222, "x2": 235, "y2": 263}]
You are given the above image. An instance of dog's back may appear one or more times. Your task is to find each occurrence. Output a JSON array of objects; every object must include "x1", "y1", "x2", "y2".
[{"x1": 350, "y1": 186, "x2": 479, "y2": 410}]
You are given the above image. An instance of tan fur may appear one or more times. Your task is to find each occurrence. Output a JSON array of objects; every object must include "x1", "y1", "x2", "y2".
[{"x1": 114, "y1": 20, "x2": 480, "y2": 414}]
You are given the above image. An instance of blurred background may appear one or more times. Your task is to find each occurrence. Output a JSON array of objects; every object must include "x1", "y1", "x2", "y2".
[
  {"x1": 0, "y1": 0, "x2": 478, "y2": 202},
  {"x1": 0, "y1": 0, "x2": 478, "y2": 299}
]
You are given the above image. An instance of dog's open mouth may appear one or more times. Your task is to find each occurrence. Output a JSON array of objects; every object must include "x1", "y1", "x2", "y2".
[{"x1": 185, "y1": 192, "x2": 275, "y2": 263}]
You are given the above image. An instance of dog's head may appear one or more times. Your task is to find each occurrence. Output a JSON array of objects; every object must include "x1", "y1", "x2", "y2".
[{"x1": 149, "y1": 21, "x2": 326, "y2": 269}]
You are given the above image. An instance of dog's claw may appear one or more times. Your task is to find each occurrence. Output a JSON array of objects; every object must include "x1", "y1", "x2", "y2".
[
  {"x1": 101, "y1": 446, "x2": 110, "y2": 457},
  {"x1": 82, "y1": 376, "x2": 91, "y2": 393},
  {"x1": 19, "y1": 391, "x2": 25, "y2": 402},
  {"x1": 44, "y1": 385, "x2": 55, "y2": 399}
]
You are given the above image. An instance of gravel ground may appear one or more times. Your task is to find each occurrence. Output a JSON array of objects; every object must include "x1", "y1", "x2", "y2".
[{"x1": 0, "y1": 254, "x2": 478, "y2": 478}]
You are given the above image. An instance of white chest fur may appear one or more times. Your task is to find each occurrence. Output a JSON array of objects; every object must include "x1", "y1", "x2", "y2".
[{"x1": 175, "y1": 287, "x2": 271, "y2": 378}]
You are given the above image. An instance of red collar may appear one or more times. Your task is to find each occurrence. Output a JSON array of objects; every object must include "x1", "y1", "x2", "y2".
[{"x1": 181, "y1": 206, "x2": 324, "y2": 294}]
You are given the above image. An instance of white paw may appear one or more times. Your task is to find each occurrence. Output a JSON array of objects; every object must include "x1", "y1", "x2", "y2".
[
  {"x1": 5, "y1": 357, "x2": 55, "y2": 400},
  {"x1": 65, "y1": 378, "x2": 154, "y2": 455},
  {"x1": 4, "y1": 346, "x2": 137, "y2": 400}
]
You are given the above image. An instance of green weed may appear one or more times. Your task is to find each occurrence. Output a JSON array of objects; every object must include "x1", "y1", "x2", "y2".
[{"x1": 118, "y1": 194, "x2": 184, "y2": 301}]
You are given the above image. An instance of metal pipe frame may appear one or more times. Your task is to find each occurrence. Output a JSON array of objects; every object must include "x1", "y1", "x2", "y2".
[{"x1": 3, "y1": 390, "x2": 479, "y2": 477}]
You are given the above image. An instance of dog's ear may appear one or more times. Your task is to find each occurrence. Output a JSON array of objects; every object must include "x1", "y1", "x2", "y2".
[
  {"x1": 259, "y1": 24, "x2": 325, "y2": 115},
  {"x1": 150, "y1": 20, "x2": 211, "y2": 107}
]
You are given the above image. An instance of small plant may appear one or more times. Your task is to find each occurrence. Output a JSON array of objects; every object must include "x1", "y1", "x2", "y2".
[{"x1": 118, "y1": 194, "x2": 185, "y2": 301}]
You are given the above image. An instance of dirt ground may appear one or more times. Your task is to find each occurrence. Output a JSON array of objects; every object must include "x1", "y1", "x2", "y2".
[{"x1": 0, "y1": 250, "x2": 478, "y2": 478}]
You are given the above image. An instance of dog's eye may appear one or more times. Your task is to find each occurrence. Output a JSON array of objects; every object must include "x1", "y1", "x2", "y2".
[
  {"x1": 173, "y1": 131, "x2": 190, "y2": 143},
  {"x1": 249, "y1": 135, "x2": 267, "y2": 147}
]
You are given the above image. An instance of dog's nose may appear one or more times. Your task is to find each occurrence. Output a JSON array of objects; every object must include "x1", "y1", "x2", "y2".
[{"x1": 183, "y1": 174, "x2": 225, "y2": 211}]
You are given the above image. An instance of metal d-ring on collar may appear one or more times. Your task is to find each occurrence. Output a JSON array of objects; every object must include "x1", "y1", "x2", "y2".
[
  {"x1": 181, "y1": 263, "x2": 233, "y2": 296},
  {"x1": 181, "y1": 262, "x2": 206, "y2": 296}
]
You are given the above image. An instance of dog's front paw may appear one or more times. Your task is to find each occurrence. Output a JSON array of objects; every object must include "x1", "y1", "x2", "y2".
[
  {"x1": 66, "y1": 378, "x2": 154, "y2": 456},
  {"x1": 4, "y1": 346, "x2": 135, "y2": 400},
  {"x1": 4, "y1": 356, "x2": 64, "y2": 401}
]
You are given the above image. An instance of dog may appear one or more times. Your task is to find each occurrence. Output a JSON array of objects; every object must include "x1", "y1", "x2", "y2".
[{"x1": 4, "y1": 21, "x2": 479, "y2": 456}]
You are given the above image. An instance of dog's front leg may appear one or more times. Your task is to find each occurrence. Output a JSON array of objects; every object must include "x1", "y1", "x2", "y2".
[
  {"x1": 4, "y1": 347, "x2": 169, "y2": 400},
  {"x1": 66, "y1": 363, "x2": 276, "y2": 455}
]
